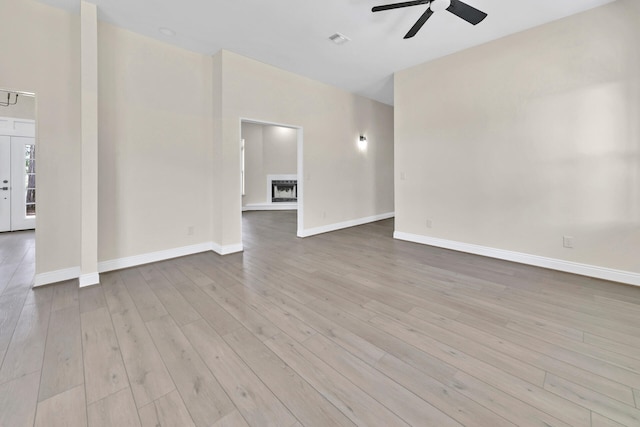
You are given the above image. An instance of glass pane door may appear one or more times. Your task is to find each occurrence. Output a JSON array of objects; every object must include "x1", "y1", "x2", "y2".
[{"x1": 10, "y1": 136, "x2": 36, "y2": 231}]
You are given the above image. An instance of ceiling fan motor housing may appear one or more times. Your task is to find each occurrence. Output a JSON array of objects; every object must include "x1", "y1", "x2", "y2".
[{"x1": 430, "y1": 0, "x2": 452, "y2": 12}]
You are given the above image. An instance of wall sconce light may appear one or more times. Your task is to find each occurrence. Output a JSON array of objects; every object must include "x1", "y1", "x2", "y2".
[{"x1": 358, "y1": 135, "x2": 368, "y2": 151}]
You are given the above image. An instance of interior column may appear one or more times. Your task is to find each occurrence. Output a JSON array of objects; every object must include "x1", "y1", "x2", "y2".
[{"x1": 80, "y1": 0, "x2": 99, "y2": 287}]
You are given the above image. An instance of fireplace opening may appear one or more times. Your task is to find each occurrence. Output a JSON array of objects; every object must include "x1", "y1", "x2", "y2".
[{"x1": 272, "y1": 180, "x2": 297, "y2": 203}]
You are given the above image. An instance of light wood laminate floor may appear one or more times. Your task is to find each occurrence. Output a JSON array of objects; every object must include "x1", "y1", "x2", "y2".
[{"x1": 1, "y1": 212, "x2": 640, "y2": 426}]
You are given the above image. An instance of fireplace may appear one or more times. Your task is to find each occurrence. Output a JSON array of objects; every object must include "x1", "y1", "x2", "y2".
[
  {"x1": 272, "y1": 180, "x2": 297, "y2": 202},
  {"x1": 267, "y1": 174, "x2": 298, "y2": 205}
]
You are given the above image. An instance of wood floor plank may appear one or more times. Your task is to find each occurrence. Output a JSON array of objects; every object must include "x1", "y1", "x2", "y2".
[
  {"x1": 87, "y1": 387, "x2": 141, "y2": 427},
  {"x1": 51, "y1": 279, "x2": 79, "y2": 312},
  {"x1": 0, "y1": 370, "x2": 40, "y2": 427},
  {"x1": 197, "y1": 281, "x2": 281, "y2": 342},
  {"x1": 455, "y1": 312, "x2": 640, "y2": 391},
  {"x1": 0, "y1": 288, "x2": 28, "y2": 362},
  {"x1": 167, "y1": 274, "x2": 243, "y2": 337},
  {"x1": 0, "y1": 291, "x2": 51, "y2": 384},
  {"x1": 138, "y1": 389, "x2": 195, "y2": 427},
  {"x1": 173, "y1": 260, "x2": 216, "y2": 288},
  {"x1": 373, "y1": 352, "x2": 516, "y2": 427},
  {"x1": 81, "y1": 306, "x2": 129, "y2": 404},
  {"x1": 505, "y1": 317, "x2": 585, "y2": 343},
  {"x1": 146, "y1": 315, "x2": 234, "y2": 427},
  {"x1": 35, "y1": 385, "x2": 87, "y2": 427},
  {"x1": 304, "y1": 289, "x2": 459, "y2": 383},
  {"x1": 544, "y1": 374, "x2": 640, "y2": 427},
  {"x1": 224, "y1": 259, "x2": 316, "y2": 305},
  {"x1": 119, "y1": 268, "x2": 168, "y2": 322},
  {"x1": 139, "y1": 265, "x2": 201, "y2": 326},
  {"x1": 79, "y1": 284, "x2": 107, "y2": 314},
  {"x1": 303, "y1": 333, "x2": 462, "y2": 427},
  {"x1": 230, "y1": 279, "x2": 386, "y2": 365},
  {"x1": 183, "y1": 319, "x2": 296, "y2": 427},
  {"x1": 2, "y1": 213, "x2": 640, "y2": 426},
  {"x1": 591, "y1": 412, "x2": 627, "y2": 427},
  {"x1": 367, "y1": 313, "x2": 592, "y2": 426},
  {"x1": 266, "y1": 332, "x2": 413, "y2": 427},
  {"x1": 504, "y1": 318, "x2": 640, "y2": 376},
  {"x1": 225, "y1": 283, "x2": 317, "y2": 343},
  {"x1": 38, "y1": 305, "x2": 84, "y2": 402},
  {"x1": 584, "y1": 333, "x2": 640, "y2": 360},
  {"x1": 102, "y1": 272, "x2": 176, "y2": 408},
  {"x1": 393, "y1": 303, "x2": 636, "y2": 406},
  {"x1": 211, "y1": 410, "x2": 251, "y2": 427},
  {"x1": 0, "y1": 262, "x2": 20, "y2": 296},
  {"x1": 450, "y1": 370, "x2": 573, "y2": 427},
  {"x1": 222, "y1": 327, "x2": 357, "y2": 427},
  {"x1": 365, "y1": 302, "x2": 549, "y2": 387}
]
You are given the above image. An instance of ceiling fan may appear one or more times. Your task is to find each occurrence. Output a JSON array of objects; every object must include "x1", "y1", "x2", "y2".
[{"x1": 372, "y1": 0, "x2": 488, "y2": 39}]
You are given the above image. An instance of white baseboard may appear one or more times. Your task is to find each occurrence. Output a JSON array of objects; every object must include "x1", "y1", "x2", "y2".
[
  {"x1": 299, "y1": 212, "x2": 395, "y2": 238},
  {"x1": 243, "y1": 203, "x2": 297, "y2": 211},
  {"x1": 34, "y1": 241, "x2": 245, "y2": 288},
  {"x1": 98, "y1": 242, "x2": 215, "y2": 273},
  {"x1": 79, "y1": 272, "x2": 100, "y2": 288},
  {"x1": 211, "y1": 242, "x2": 244, "y2": 255},
  {"x1": 393, "y1": 231, "x2": 640, "y2": 287},
  {"x1": 34, "y1": 266, "x2": 81, "y2": 287}
]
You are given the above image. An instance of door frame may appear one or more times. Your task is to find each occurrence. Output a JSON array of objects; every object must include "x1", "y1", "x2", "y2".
[
  {"x1": 10, "y1": 136, "x2": 36, "y2": 231},
  {"x1": 0, "y1": 116, "x2": 36, "y2": 232},
  {"x1": 238, "y1": 118, "x2": 304, "y2": 239}
]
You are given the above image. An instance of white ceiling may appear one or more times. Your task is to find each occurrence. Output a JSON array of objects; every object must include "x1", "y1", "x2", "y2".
[{"x1": 35, "y1": 0, "x2": 616, "y2": 105}]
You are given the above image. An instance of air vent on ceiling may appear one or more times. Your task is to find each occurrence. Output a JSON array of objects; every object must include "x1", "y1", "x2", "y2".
[{"x1": 329, "y1": 33, "x2": 351, "y2": 45}]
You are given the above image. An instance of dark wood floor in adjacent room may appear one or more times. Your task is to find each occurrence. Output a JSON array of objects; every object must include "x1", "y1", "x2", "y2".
[{"x1": 1, "y1": 211, "x2": 640, "y2": 426}]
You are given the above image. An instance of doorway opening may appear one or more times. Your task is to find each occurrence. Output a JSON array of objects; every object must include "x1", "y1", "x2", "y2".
[
  {"x1": 0, "y1": 89, "x2": 36, "y2": 289},
  {"x1": 0, "y1": 91, "x2": 36, "y2": 232},
  {"x1": 239, "y1": 119, "x2": 303, "y2": 245}
]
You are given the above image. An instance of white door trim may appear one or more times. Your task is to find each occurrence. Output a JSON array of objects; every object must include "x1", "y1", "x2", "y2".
[
  {"x1": 239, "y1": 118, "x2": 304, "y2": 238},
  {"x1": 0, "y1": 120, "x2": 37, "y2": 232}
]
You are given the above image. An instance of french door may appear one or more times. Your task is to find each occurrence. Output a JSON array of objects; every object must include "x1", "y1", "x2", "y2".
[{"x1": 0, "y1": 135, "x2": 36, "y2": 232}]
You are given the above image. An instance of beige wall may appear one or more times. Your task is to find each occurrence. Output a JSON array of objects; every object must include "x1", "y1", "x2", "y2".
[
  {"x1": 1, "y1": 0, "x2": 394, "y2": 280},
  {"x1": 242, "y1": 122, "x2": 297, "y2": 206},
  {"x1": 0, "y1": 0, "x2": 81, "y2": 274},
  {"x1": 241, "y1": 122, "x2": 264, "y2": 206},
  {"x1": 395, "y1": 0, "x2": 640, "y2": 274},
  {"x1": 263, "y1": 125, "x2": 297, "y2": 179},
  {"x1": 98, "y1": 22, "x2": 214, "y2": 261},
  {"x1": 0, "y1": 94, "x2": 36, "y2": 120},
  {"x1": 216, "y1": 50, "x2": 394, "y2": 244}
]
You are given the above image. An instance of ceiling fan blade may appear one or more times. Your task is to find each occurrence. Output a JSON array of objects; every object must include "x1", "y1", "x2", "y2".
[
  {"x1": 404, "y1": 8, "x2": 434, "y2": 39},
  {"x1": 446, "y1": 0, "x2": 487, "y2": 25},
  {"x1": 372, "y1": 0, "x2": 429, "y2": 13}
]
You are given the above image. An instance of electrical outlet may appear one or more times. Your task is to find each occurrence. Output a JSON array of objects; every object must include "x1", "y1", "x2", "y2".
[
  {"x1": 426, "y1": 219, "x2": 433, "y2": 228},
  {"x1": 563, "y1": 236, "x2": 574, "y2": 249},
  {"x1": 400, "y1": 172, "x2": 406, "y2": 181},
  {"x1": 187, "y1": 226, "x2": 194, "y2": 236},
  {"x1": 322, "y1": 211, "x2": 326, "y2": 219}
]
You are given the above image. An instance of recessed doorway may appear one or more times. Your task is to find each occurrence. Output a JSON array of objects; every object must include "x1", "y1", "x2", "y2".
[
  {"x1": 240, "y1": 118, "x2": 304, "y2": 244},
  {"x1": 0, "y1": 92, "x2": 36, "y2": 233},
  {"x1": 0, "y1": 89, "x2": 36, "y2": 291}
]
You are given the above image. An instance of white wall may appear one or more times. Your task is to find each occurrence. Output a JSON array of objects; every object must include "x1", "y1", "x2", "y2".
[
  {"x1": 242, "y1": 122, "x2": 297, "y2": 206},
  {"x1": 241, "y1": 122, "x2": 264, "y2": 206},
  {"x1": 1, "y1": 0, "x2": 394, "y2": 282},
  {"x1": 0, "y1": 94, "x2": 36, "y2": 120},
  {"x1": 0, "y1": 0, "x2": 81, "y2": 275},
  {"x1": 215, "y1": 50, "x2": 395, "y2": 245},
  {"x1": 395, "y1": 0, "x2": 640, "y2": 279},
  {"x1": 98, "y1": 22, "x2": 214, "y2": 262}
]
